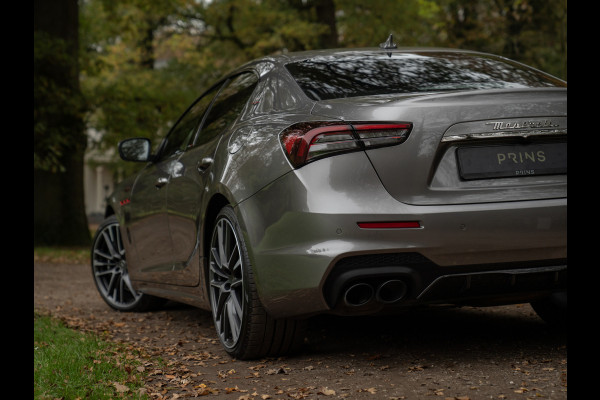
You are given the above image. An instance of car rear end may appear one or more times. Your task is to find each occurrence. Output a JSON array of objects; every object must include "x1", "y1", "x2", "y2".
[{"x1": 235, "y1": 49, "x2": 566, "y2": 319}]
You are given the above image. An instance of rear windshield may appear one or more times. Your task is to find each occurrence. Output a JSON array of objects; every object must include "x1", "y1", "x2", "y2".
[{"x1": 285, "y1": 52, "x2": 566, "y2": 101}]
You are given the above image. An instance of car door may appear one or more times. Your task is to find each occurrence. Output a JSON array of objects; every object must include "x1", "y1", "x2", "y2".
[
  {"x1": 166, "y1": 72, "x2": 259, "y2": 283},
  {"x1": 127, "y1": 84, "x2": 223, "y2": 282}
]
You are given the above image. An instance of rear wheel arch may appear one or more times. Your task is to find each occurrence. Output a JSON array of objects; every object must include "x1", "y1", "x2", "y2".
[
  {"x1": 203, "y1": 194, "x2": 231, "y2": 260},
  {"x1": 202, "y1": 193, "x2": 233, "y2": 296}
]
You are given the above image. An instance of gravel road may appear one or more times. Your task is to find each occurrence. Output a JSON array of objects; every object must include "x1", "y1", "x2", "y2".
[{"x1": 34, "y1": 261, "x2": 567, "y2": 399}]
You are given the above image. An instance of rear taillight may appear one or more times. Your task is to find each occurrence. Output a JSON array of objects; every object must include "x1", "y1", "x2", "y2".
[{"x1": 280, "y1": 122, "x2": 412, "y2": 168}]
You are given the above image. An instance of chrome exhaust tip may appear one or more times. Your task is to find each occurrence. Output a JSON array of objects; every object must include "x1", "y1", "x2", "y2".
[
  {"x1": 343, "y1": 283, "x2": 374, "y2": 307},
  {"x1": 376, "y1": 279, "x2": 407, "y2": 304}
]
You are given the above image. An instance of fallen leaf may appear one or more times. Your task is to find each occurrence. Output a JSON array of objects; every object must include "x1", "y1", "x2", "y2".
[
  {"x1": 266, "y1": 367, "x2": 287, "y2": 375},
  {"x1": 318, "y1": 387, "x2": 336, "y2": 396},
  {"x1": 195, "y1": 383, "x2": 219, "y2": 396},
  {"x1": 113, "y1": 382, "x2": 129, "y2": 393},
  {"x1": 248, "y1": 364, "x2": 267, "y2": 371},
  {"x1": 358, "y1": 387, "x2": 377, "y2": 394}
]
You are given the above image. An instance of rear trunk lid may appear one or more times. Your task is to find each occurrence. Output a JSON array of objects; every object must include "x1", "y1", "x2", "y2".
[{"x1": 310, "y1": 88, "x2": 567, "y2": 205}]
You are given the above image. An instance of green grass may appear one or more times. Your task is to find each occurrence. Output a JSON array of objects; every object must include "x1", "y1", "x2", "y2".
[{"x1": 34, "y1": 312, "x2": 148, "y2": 399}]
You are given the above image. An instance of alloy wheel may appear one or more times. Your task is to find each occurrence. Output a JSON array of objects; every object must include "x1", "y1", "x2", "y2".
[
  {"x1": 209, "y1": 217, "x2": 245, "y2": 349},
  {"x1": 91, "y1": 219, "x2": 143, "y2": 309}
]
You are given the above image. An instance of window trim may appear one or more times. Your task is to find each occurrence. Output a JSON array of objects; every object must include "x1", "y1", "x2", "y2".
[
  {"x1": 151, "y1": 68, "x2": 260, "y2": 162},
  {"x1": 190, "y1": 69, "x2": 260, "y2": 148},
  {"x1": 153, "y1": 79, "x2": 228, "y2": 162}
]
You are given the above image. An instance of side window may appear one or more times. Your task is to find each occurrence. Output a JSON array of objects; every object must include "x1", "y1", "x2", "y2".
[
  {"x1": 195, "y1": 72, "x2": 259, "y2": 147},
  {"x1": 158, "y1": 83, "x2": 224, "y2": 160}
]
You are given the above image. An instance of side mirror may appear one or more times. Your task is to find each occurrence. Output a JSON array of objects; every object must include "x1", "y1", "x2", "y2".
[{"x1": 118, "y1": 138, "x2": 152, "y2": 162}]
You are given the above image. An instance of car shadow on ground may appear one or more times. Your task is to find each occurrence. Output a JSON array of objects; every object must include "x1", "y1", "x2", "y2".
[
  {"x1": 301, "y1": 305, "x2": 566, "y2": 360},
  {"x1": 141, "y1": 300, "x2": 566, "y2": 364}
]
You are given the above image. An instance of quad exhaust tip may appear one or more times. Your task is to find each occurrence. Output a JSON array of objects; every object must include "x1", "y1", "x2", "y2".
[
  {"x1": 343, "y1": 279, "x2": 408, "y2": 307},
  {"x1": 343, "y1": 283, "x2": 374, "y2": 307},
  {"x1": 376, "y1": 279, "x2": 407, "y2": 304}
]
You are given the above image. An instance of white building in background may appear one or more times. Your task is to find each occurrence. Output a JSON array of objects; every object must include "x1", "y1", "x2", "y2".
[
  {"x1": 84, "y1": 149, "x2": 114, "y2": 224},
  {"x1": 84, "y1": 130, "x2": 120, "y2": 224}
]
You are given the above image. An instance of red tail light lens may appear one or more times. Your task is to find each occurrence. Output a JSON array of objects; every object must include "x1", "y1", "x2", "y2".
[{"x1": 280, "y1": 122, "x2": 412, "y2": 168}]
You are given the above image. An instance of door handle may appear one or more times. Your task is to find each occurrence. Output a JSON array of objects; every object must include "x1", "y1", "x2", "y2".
[
  {"x1": 155, "y1": 176, "x2": 168, "y2": 189},
  {"x1": 197, "y1": 157, "x2": 213, "y2": 173}
]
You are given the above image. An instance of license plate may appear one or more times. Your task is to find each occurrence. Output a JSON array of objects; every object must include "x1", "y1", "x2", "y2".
[{"x1": 456, "y1": 142, "x2": 567, "y2": 180}]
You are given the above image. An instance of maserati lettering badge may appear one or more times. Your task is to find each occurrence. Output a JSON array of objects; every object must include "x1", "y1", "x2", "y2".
[{"x1": 486, "y1": 119, "x2": 559, "y2": 130}]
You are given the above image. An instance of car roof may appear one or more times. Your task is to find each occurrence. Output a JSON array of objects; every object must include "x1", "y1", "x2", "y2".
[
  {"x1": 231, "y1": 47, "x2": 501, "y2": 78},
  {"x1": 262, "y1": 47, "x2": 487, "y2": 64}
]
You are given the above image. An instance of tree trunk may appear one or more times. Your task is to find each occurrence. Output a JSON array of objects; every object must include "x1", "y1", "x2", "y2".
[
  {"x1": 34, "y1": 138, "x2": 89, "y2": 246},
  {"x1": 314, "y1": 0, "x2": 338, "y2": 48},
  {"x1": 34, "y1": 0, "x2": 90, "y2": 246}
]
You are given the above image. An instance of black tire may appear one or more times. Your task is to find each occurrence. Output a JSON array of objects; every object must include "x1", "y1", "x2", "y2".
[
  {"x1": 91, "y1": 215, "x2": 165, "y2": 312},
  {"x1": 208, "y1": 206, "x2": 306, "y2": 360},
  {"x1": 530, "y1": 291, "x2": 567, "y2": 326}
]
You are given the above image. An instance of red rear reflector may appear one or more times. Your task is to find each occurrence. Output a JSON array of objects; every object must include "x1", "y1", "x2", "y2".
[{"x1": 357, "y1": 221, "x2": 421, "y2": 229}]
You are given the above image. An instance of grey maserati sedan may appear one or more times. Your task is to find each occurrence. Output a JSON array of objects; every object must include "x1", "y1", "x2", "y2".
[{"x1": 91, "y1": 45, "x2": 567, "y2": 360}]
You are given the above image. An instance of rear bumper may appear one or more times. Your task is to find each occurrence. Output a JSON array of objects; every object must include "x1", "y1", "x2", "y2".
[
  {"x1": 323, "y1": 253, "x2": 566, "y2": 315},
  {"x1": 235, "y1": 153, "x2": 567, "y2": 318}
]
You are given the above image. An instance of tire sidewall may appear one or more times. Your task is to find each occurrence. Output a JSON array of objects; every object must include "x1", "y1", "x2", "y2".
[{"x1": 210, "y1": 206, "x2": 255, "y2": 357}]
